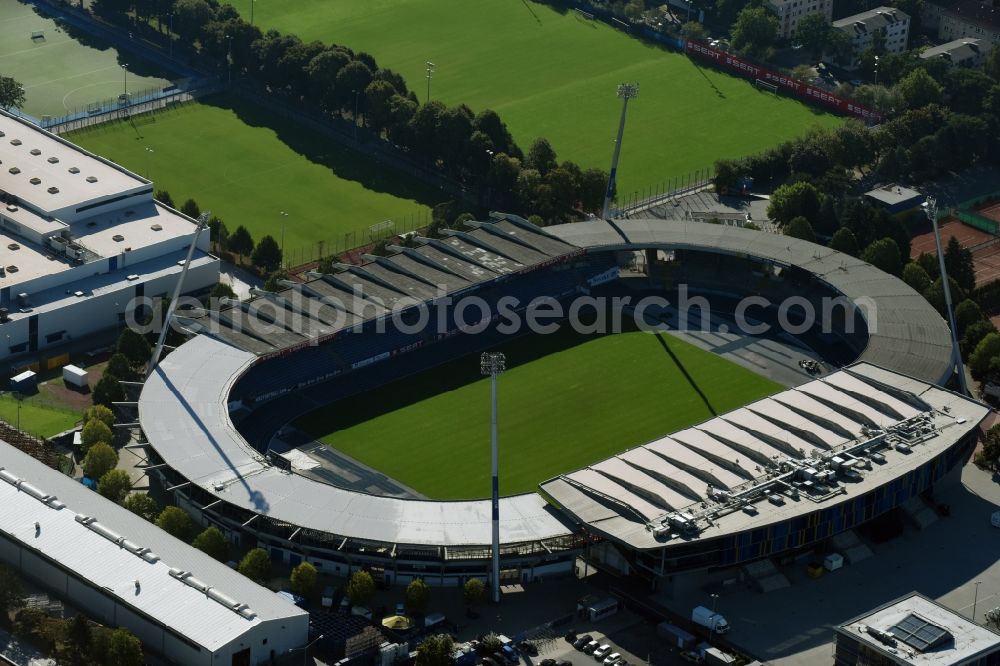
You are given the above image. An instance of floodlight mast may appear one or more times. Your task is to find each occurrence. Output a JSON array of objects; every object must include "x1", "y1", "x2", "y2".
[
  {"x1": 601, "y1": 83, "x2": 639, "y2": 220},
  {"x1": 924, "y1": 197, "x2": 969, "y2": 396},
  {"x1": 147, "y1": 212, "x2": 210, "y2": 378},
  {"x1": 480, "y1": 351, "x2": 506, "y2": 604}
]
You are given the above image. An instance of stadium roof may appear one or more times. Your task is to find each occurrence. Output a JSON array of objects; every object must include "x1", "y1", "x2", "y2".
[
  {"x1": 836, "y1": 592, "x2": 1000, "y2": 665},
  {"x1": 139, "y1": 334, "x2": 574, "y2": 548},
  {"x1": 0, "y1": 441, "x2": 307, "y2": 652},
  {"x1": 544, "y1": 218, "x2": 954, "y2": 386},
  {"x1": 540, "y1": 362, "x2": 988, "y2": 551},
  {"x1": 0, "y1": 111, "x2": 148, "y2": 213},
  {"x1": 176, "y1": 215, "x2": 580, "y2": 356}
]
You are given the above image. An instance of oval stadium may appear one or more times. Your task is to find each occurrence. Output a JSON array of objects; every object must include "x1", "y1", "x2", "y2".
[{"x1": 135, "y1": 215, "x2": 988, "y2": 588}]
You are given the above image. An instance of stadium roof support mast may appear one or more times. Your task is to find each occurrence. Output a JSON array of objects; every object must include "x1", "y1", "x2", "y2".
[
  {"x1": 601, "y1": 83, "x2": 639, "y2": 220},
  {"x1": 924, "y1": 197, "x2": 969, "y2": 396},
  {"x1": 147, "y1": 213, "x2": 210, "y2": 379},
  {"x1": 480, "y1": 351, "x2": 506, "y2": 604}
]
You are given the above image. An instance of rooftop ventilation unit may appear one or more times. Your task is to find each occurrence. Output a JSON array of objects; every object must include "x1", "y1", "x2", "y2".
[
  {"x1": 126, "y1": 274, "x2": 139, "y2": 281},
  {"x1": 47, "y1": 187, "x2": 58, "y2": 194},
  {"x1": 0, "y1": 131, "x2": 5, "y2": 137},
  {"x1": 29, "y1": 149, "x2": 40, "y2": 156},
  {"x1": 7, "y1": 244, "x2": 18, "y2": 251},
  {"x1": 10, "y1": 139, "x2": 21, "y2": 146},
  {"x1": 5, "y1": 205, "x2": 17, "y2": 213},
  {"x1": 8, "y1": 167, "x2": 19, "y2": 175},
  {"x1": 150, "y1": 223, "x2": 163, "y2": 231},
  {"x1": 112, "y1": 234, "x2": 124, "y2": 242},
  {"x1": 7, "y1": 266, "x2": 18, "y2": 273},
  {"x1": 85, "y1": 176, "x2": 98, "y2": 183},
  {"x1": 29, "y1": 177, "x2": 41, "y2": 185},
  {"x1": 68, "y1": 167, "x2": 80, "y2": 174},
  {"x1": 47, "y1": 157, "x2": 58, "y2": 164}
]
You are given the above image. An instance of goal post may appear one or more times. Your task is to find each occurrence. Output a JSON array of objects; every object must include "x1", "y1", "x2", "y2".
[
  {"x1": 30, "y1": 30, "x2": 44, "y2": 40},
  {"x1": 755, "y1": 78, "x2": 779, "y2": 96}
]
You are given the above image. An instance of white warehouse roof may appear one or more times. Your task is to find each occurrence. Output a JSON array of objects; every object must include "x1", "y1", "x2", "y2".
[{"x1": 0, "y1": 442, "x2": 308, "y2": 653}]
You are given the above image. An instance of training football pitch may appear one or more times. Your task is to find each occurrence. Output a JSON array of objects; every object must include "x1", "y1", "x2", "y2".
[
  {"x1": 0, "y1": 1, "x2": 174, "y2": 119},
  {"x1": 245, "y1": 0, "x2": 841, "y2": 198},
  {"x1": 295, "y1": 328, "x2": 781, "y2": 500},
  {"x1": 69, "y1": 96, "x2": 438, "y2": 261}
]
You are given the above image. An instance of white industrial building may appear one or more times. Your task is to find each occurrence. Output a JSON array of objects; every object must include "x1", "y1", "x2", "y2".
[
  {"x1": 0, "y1": 110, "x2": 218, "y2": 366},
  {"x1": 0, "y1": 441, "x2": 309, "y2": 665}
]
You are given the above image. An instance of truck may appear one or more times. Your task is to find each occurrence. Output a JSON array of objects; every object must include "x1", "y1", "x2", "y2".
[{"x1": 691, "y1": 606, "x2": 730, "y2": 634}]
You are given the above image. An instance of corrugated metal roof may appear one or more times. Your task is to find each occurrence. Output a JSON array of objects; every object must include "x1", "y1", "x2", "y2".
[{"x1": 0, "y1": 444, "x2": 307, "y2": 651}]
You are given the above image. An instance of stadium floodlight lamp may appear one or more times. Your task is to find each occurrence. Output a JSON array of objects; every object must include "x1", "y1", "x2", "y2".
[
  {"x1": 616, "y1": 83, "x2": 639, "y2": 100},
  {"x1": 480, "y1": 351, "x2": 506, "y2": 376}
]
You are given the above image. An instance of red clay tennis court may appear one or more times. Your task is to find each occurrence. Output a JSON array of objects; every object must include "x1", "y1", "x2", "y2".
[{"x1": 909, "y1": 218, "x2": 995, "y2": 258}]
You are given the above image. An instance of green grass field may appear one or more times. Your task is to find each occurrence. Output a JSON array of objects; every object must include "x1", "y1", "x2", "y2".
[
  {"x1": 69, "y1": 96, "x2": 438, "y2": 261},
  {"x1": 244, "y1": 0, "x2": 841, "y2": 197},
  {"x1": 295, "y1": 328, "x2": 781, "y2": 499},
  {"x1": 0, "y1": 393, "x2": 79, "y2": 439},
  {"x1": 0, "y1": 1, "x2": 173, "y2": 119}
]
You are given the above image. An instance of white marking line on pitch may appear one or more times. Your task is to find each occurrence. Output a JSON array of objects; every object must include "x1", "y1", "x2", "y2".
[{"x1": 24, "y1": 64, "x2": 124, "y2": 90}]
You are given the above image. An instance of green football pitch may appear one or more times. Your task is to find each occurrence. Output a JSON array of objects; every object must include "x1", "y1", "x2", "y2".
[
  {"x1": 295, "y1": 327, "x2": 782, "y2": 500},
  {"x1": 69, "y1": 96, "x2": 438, "y2": 261},
  {"x1": 0, "y1": 1, "x2": 174, "y2": 119},
  {"x1": 243, "y1": 0, "x2": 842, "y2": 198}
]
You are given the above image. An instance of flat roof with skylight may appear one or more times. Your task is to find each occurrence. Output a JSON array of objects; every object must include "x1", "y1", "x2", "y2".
[
  {"x1": 836, "y1": 592, "x2": 1000, "y2": 665},
  {"x1": 0, "y1": 112, "x2": 147, "y2": 213}
]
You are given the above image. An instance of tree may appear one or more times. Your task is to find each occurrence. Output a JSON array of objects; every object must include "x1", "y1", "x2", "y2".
[
  {"x1": 208, "y1": 216, "x2": 228, "y2": 248},
  {"x1": 579, "y1": 168, "x2": 607, "y2": 214},
  {"x1": 730, "y1": 6, "x2": 778, "y2": 58},
  {"x1": 0, "y1": 76, "x2": 25, "y2": 112},
  {"x1": 895, "y1": 68, "x2": 943, "y2": 109},
  {"x1": 81, "y1": 419, "x2": 113, "y2": 453},
  {"x1": 106, "y1": 627, "x2": 143, "y2": 666},
  {"x1": 962, "y1": 320, "x2": 997, "y2": 360},
  {"x1": 122, "y1": 493, "x2": 159, "y2": 522},
  {"x1": 988, "y1": 46, "x2": 1000, "y2": 81},
  {"x1": 827, "y1": 28, "x2": 854, "y2": 66},
  {"x1": 861, "y1": 238, "x2": 901, "y2": 276},
  {"x1": 346, "y1": 570, "x2": 375, "y2": 607},
  {"x1": 767, "y1": 181, "x2": 823, "y2": 226},
  {"x1": 0, "y1": 565, "x2": 24, "y2": 616},
  {"x1": 796, "y1": 13, "x2": 831, "y2": 59},
  {"x1": 526, "y1": 138, "x2": 558, "y2": 176},
  {"x1": 251, "y1": 235, "x2": 282, "y2": 273},
  {"x1": 172, "y1": 0, "x2": 214, "y2": 39},
  {"x1": 290, "y1": 562, "x2": 318, "y2": 597},
  {"x1": 238, "y1": 548, "x2": 272, "y2": 583},
  {"x1": 116, "y1": 328, "x2": 151, "y2": 367},
  {"x1": 463, "y1": 578, "x2": 486, "y2": 608},
  {"x1": 405, "y1": 578, "x2": 431, "y2": 615},
  {"x1": 154, "y1": 190, "x2": 174, "y2": 208},
  {"x1": 481, "y1": 633, "x2": 503, "y2": 655},
  {"x1": 416, "y1": 634, "x2": 455, "y2": 666},
  {"x1": 681, "y1": 21, "x2": 708, "y2": 40},
  {"x1": 92, "y1": 374, "x2": 125, "y2": 409},
  {"x1": 970, "y1": 332, "x2": 1000, "y2": 380},
  {"x1": 829, "y1": 227, "x2": 859, "y2": 256},
  {"x1": 784, "y1": 216, "x2": 816, "y2": 243},
  {"x1": 944, "y1": 68, "x2": 994, "y2": 116},
  {"x1": 106, "y1": 352, "x2": 137, "y2": 382},
  {"x1": 335, "y1": 61, "x2": 374, "y2": 111},
  {"x1": 180, "y1": 199, "x2": 201, "y2": 219},
  {"x1": 64, "y1": 614, "x2": 92, "y2": 660},
  {"x1": 227, "y1": 225, "x2": 254, "y2": 259},
  {"x1": 84, "y1": 405, "x2": 115, "y2": 429},
  {"x1": 97, "y1": 469, "x2": 132, "y2": 503},
  {"x1": 901, "y1": 262, "x2": 932, "y2": 293},
  {"x1": 192, "y1": 526, "x2": 229, "y2": 561},
  {"x1": 83, "y1": 442, "x2": 118, "y2": 480},
  {"x1": 156, "y1": 506, "x2": 194, "y2": 541},
  {"x1": 306, "y1": 48, "x2": 352, "y2": 109},
  {"x1": 954, "y1": 299, "x2": 984, "y2": 338},
  {"x1": 944, "y1": 236, "x2": 976, "y2": 294}
]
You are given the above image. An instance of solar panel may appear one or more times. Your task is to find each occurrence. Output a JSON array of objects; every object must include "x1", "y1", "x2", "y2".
[{"x1": 888, "y1": 613, "x2": 952, "y2": 652}]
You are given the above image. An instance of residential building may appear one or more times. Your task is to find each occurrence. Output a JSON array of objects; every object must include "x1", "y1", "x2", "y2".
[
  {"x1": 920, "y1": 38, "x2": 988, "y2": 67},
  {"x1": 768, "y1": 0, "x2": 835, "y2": 40},
  {"x1": 923, "y1": 0, "x2": 1000, "y2": 49},
  {"x1": 833, "y1": 7, "x2": 911, "y2": 68}
]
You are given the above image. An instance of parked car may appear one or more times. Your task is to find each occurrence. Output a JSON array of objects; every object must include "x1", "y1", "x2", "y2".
[
  {"x1": 603, "y1": 653, "x2": 621, "y2": 666},
  {"x1": 565, "y1": 630, "x2": 578, "y2": 643},
  {"x1": 573, "y1": 635, "x2": 593, "y2": 650},
  {"x1": 556, "y1": 660, "x2": 573, "y2": 666},
  {"x1": 593, "y1": 645, "x2": 612, "y2": 660},
  {"x1": 582, "y1": 641, "x2": 600, "y2": 654}
]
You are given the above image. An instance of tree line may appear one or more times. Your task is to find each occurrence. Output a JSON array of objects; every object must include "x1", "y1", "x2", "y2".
[{"x1": 93, "y1": 0, "x2": 611, "y2": 223}]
